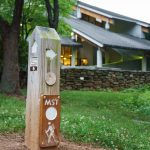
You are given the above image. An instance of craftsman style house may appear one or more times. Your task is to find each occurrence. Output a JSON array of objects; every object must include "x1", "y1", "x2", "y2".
[{"x1": 61, "y1": 0, "x2": 150, "y2": 71}]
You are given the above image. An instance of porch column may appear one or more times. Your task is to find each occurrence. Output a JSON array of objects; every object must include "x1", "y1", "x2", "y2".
[
  {"x1": 71, "y1": 48, "x2": 76, "y2": 66},
  {"x1": 142, "y1": 56, "x2": 147, "y2": 71},
  {"x1": 77, "y1": 7, "x2": 82, "y2": 18},
  {"x1": 97, "y1": 47, "x2": 103, "y2": 67},
  {"x1": 105, "y1": 21, "x2": 110, "y2": 30}
]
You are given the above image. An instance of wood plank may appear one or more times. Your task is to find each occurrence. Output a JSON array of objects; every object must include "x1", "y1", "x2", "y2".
[
  {"x1": 73, "y1": 6, "x2": 114, "y2": 24},
  {"x1": 25, "y1": 26, "x2": 61, "y2": 150},
  {"x1": 80, "y1": 7, "x2": 114, "y2": 24},
  {"x1": 142, "y1": 26, "x2": 149, "y2": 33}
]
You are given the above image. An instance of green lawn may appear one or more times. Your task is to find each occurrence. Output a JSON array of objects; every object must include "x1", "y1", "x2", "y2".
[
  {"x1": 0, "y1": 94, "x2": 25, "y2": 132},
  {"x1": 0, "y1": 87, "x2": 150, "y2": 150}
]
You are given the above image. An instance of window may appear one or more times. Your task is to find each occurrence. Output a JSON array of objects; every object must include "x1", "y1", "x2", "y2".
[
  {"x1": 81, "y1": 13, "x2": 105, "y2": 28},
  {"x1": 61, "y1": 47, "x2": 78, "y2": 66}
]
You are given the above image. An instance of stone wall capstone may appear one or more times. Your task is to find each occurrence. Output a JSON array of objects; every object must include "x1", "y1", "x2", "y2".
[{"x1": 60, "y1": 67, "x2": 150, "y2": 90}]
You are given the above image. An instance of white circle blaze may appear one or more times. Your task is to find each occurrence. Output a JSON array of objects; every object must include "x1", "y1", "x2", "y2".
[
  {"x1": 46, "y1": 107, "x2": 57, "y2": 121},
  {"x1": 45, "y1": 72, "x2": 56, "y2": 86}
]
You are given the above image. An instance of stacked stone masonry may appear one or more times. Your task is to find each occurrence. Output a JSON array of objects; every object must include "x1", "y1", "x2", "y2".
[{"x1": 60, "y1": 68, "x2": 150, "y2": 90}]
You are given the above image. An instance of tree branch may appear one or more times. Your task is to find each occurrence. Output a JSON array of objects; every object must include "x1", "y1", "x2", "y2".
[
  {"x1": 44, "y1": 0, "x2": 53, "y2": 28},
  {"x1": 44, "y1": 0, "x2": 59, "y2": 29},
  {"x1": 12, "y1": 0, "x2": 24, "y2": 29},
  {"x1": 25, "y1": 27, "x2": 34, "y2": 40},
  {"x1": 53, "y1": 0, "x2": 59, "y2": 29}
]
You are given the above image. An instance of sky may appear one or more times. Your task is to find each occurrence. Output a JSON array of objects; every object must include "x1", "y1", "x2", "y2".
[{"x1": 79, "y1": 0, "x2": 150, "y2": 24}]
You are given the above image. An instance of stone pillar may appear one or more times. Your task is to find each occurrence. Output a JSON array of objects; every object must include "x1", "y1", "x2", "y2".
[
  {"x1": 71, "y1": 48, "x2": 76, "y2": 66},
  {"x1": 142, "y1": 56, "x2": 147, "y2": 71},
  {"x1": 97, "y1": 47, "x2": 102, "y2": 67}
]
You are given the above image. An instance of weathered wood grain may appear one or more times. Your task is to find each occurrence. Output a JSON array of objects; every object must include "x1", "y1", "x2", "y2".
[{"x1": 25, "y1": 26, "x2": 61, "y2": 150}]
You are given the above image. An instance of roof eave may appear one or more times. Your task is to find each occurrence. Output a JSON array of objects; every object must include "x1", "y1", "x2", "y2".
[
  {"x1": 78, "y1": 1, "x2": 150, "y2": 27},
  {"x1": 73, "y1": 28, "x2": 104, "y2": 48},
  {"x1": 104, "y1": 44, "x2": 150, "y2": 51}
]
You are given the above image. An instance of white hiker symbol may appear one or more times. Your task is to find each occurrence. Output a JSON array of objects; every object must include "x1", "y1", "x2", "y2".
[{"x1": 45, "y1": 122, "x2": 58, "y2": 144}]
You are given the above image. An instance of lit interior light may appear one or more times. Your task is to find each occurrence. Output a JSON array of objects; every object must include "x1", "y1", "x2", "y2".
[
  {"x1": 81, "y1": 38, "x2": 85, "y2": 42},
  {"x1": 139, "y1": 56, "x2": 143, "y2": 59},
  {"x1": 81, "y1": 58, "x2": 88, "y2": 65},
  {"x1": 71, "y1": 32, "x2": 74, "y2": 37},
  {"x1": 64, "y1": 58, "x2": 66, "y2": 60},
  {"x1": 61, "y1": 55, "x2": 64, "y2": 58}
]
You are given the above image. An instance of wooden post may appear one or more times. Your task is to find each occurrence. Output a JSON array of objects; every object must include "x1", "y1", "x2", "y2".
[{"x1": 25, "y1": 26, "x2": 61, "y2": 150}]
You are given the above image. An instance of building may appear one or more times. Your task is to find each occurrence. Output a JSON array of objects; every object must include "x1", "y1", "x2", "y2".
[{"x1": 61, "y1": 0, "x2": 150, "y2": 71}]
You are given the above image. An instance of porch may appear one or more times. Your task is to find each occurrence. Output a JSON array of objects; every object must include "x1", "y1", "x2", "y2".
[{"x1": 61, "y1": 18, "x2": 150, "y2": 71}]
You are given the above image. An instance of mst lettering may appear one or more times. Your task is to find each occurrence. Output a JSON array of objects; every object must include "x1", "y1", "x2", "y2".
[{"x1": 45, "y1": 99, "x2": 58, "y2": 106}]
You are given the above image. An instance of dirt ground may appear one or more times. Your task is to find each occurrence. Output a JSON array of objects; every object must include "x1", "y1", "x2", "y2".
[{"x1": 0, "y1": 133, "x2": 105, "y2": 150}]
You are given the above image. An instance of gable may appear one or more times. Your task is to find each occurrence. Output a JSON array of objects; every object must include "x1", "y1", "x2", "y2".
[{"x1": 79, "y1": 0, "x2": 150, "y2": 25}]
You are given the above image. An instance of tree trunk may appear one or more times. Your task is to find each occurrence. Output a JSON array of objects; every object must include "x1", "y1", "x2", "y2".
[
  {"x1": 45, "y1": 0, "x2": 59, "y2": 30},
  {"x1": 0, "y1": 29, "x2": 20, "y2": 93},
  {"x1": 0, "y1": 0, "x2": 24, "y2": 93},
  {"x1": 53, "y1": 0, "x2": 59, "y2": 30}
]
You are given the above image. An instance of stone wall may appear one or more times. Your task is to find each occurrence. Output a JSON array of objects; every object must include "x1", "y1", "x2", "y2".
[{"x1": 60, "y1": 67, "x2": 150, "y2": 90}]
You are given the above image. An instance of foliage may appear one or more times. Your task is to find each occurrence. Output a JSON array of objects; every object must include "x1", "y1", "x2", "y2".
[
  {"x1": 0, "y1": 0, "x2": 15, "y2": 23},
  {"x1": 121, "y1": 84, "x2": 150, "y2": 115},
  {"x1": 61, "y1": 91, "x2": 150, "y2": 150},
  {"x1": 2, "y1": 87, "x2": 150, "y2": 149},
  {"x1": 0, "y1": 0, "x2": 75, "y2": 73},
  {"x1": 122, "y1": 91, "x2": 150, "y2": 115},
  {"x1": 21, "y1": 0, "x2": 75, "y2": 40},
  {"x1": 58, "y1": 19, "x2": 72, "y2": 36},
  {"x1": 122, "y1": 84, "x2": 150, "y2": 93},
  {"x1": 18, "y1": 0, "x2": 75, "y2": 72},
  {"x1": 0, "y1": 94, "x2": 25, "y2": 132},
  {"x1": 59, "y1": 0, "x2": 75, "y2": 17}
]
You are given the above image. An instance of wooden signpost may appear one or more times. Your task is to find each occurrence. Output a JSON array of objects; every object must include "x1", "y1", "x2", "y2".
[
  {"x1": 40, "y1": 95, "x2": 60, "y2": 147},
  {"x1": 25, "y1": 26, "x2": 61, "y2": 150}
]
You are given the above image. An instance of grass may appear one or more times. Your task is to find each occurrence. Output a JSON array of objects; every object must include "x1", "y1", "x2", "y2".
[
  {"x1": 0, "y1": 94, "x2": 25, "y2": 132},
  {"x1": 61, "y1": 90, "x2": 150, "y2": 150},
  {"x1": 0, "y1": 86, "x2": 150, "y2": 149}
]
